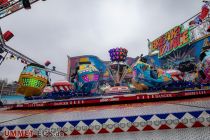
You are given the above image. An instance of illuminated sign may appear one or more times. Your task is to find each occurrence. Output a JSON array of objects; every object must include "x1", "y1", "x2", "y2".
[
  {"x1": 22, "y1": 78, "x2": 44, "y2": 88},
  {"x1": 151, "y1": 25, "x2": 191, "y2": 58}
]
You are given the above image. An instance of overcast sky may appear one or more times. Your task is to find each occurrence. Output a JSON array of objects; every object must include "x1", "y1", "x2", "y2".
[{"x1": 0, "y1": 0, "x2": 202, "y2": 82}]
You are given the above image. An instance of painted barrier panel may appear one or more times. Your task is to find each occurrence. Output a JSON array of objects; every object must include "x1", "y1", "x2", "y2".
[{"x1": 0, "y1": 110, "x2": 209, "y2": 139}]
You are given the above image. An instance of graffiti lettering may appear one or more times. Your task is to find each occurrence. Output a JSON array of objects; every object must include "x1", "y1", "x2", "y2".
[{"x1": 151, "y1": 25, "x2": 190, "y2": 58}]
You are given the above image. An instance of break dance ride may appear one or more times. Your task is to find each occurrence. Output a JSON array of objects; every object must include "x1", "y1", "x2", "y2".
[{"x1": 0, "y1": 0, "x2": 210, "y2": 109}]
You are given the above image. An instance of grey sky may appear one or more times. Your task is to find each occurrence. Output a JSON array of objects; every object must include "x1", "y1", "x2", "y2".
[{"x1": 0, "y1": 0, "x2": 202, "y2": 82}]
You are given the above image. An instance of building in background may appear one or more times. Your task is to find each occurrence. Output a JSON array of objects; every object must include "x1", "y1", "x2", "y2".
[{"x1": 0, "y1": 79, "x2": 18, "y2": 96}]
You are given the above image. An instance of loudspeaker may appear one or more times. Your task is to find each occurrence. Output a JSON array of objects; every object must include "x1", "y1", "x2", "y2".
[
  {"x1": 3, "y1": 30, "x2": 14, "y2": 41},
  {"x1": 22, "y1": 0, "x2": 31, "y2": 9}
]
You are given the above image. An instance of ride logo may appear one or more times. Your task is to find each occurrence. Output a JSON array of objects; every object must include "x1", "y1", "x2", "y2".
[{"x1": 151, "y1": 25, "x2": 190, "y2": 58}]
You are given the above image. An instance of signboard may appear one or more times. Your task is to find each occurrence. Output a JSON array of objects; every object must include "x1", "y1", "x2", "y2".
[{"x1": 151, "y1": 25, "x2": 191, "y2": 58}]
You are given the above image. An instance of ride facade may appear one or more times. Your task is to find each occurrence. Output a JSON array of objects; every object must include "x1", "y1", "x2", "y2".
[{"x1": 12, "y1": 1, "x2": 210, "y2": 102}]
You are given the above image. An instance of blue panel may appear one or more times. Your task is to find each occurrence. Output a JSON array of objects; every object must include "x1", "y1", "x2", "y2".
[
  {"x1": 30, "y1": 123, "x2": 41, "y2": 129},
  {"x1": 56, "y1": 121, "x2": 67, "y2": 128},
  {"x1": 43, "y1": 122, "x2": 53, "y2": 128},
  {"x1": 141, "y1": 115, "x2": 153, "y2": 121},
  {"x1": 89, "y1": 56, "x2": 107, "y2": 73},
  {"x1": 188, "y1": 111, "x2": 203, "y2": 118},
  {"x1": 96, "y1": 118, "x2": 108, "y2": 124},
  {"x1": 6, "y1": 125, "x2": 16, "y2": 130},
  {"x1": 125, "y1": 116, "x2": 138, "y2": 123},
  {"x1": 111, "y1": 117, "x2": 123, "y2": 123},
  {"x1": 18, "y1": 124, "x2": 28, "y2": 129},
  {"x1": 69, "y1": 121, "x2": 80, "y2": 127},
  {"x1": 172, "y1": 112, "x2": 186, "y2": 119},
  {"x1": 156, "y1": 113, "x2": 169, "y2": 119},
  {"x1": 206, "y1": 110, "x2": 210, "y2": 114},
  {"x1": 83, "y1": 119, "x2": 94, "y2": 126}
]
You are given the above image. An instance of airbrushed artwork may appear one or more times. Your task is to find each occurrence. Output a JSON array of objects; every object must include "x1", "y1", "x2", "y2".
[
  {"x1": 0, "y1": 0, "x2": 210, "y2": 139},
  {"x1": 18, "y1": 36, "x2": 210, "y2": 99}
]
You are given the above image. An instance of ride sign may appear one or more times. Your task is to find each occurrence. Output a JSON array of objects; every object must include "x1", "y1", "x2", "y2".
[{"x1": 151, "y1": 25, "x2": 191, "y2": 58}]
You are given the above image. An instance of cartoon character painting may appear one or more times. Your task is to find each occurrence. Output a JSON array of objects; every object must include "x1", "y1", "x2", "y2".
[
  {"x1": 132, "y1": 59, "x2": 172, "y2": 90},
  {"x1": 73, "y1": 57, "x2": 100, "y2": 94},
  {"x1": 199, "y1": 50, "x2": 210, "y2": 83}
]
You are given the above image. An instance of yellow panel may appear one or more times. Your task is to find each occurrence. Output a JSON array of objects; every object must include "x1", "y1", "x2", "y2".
[
  {"x1": 79, "y1": 65, "x2": 86, "y2": 70},
  {"x1": 17, "y1": 86, "x2": 42, "y2": 97},
  {"x1": 79, "y1": 57, "x2": 89, "y2": 62}
]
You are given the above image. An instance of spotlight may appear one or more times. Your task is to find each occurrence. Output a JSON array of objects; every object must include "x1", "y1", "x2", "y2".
[
  {"x1": 3, "y1": 30, "x2": 14, "y2": 41},
  {"x1": 22, "y1": 0, "x2": 31, "y2": 9}
]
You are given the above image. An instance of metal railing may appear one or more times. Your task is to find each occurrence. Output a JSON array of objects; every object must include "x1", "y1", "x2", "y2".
[
  {"x1": 189, "y1": 18, "x2": 210, "y2": 41},
  {"x1": 179, "y1": 11, "x2": 209, "y2": 42},
  {"x1": 149, "y1": 2, "x2": 210, "y2": 55},
  {"x1": 1, "y1": 43, "x2": 67, "y2": 76},
  {"x1": 0, "y1": 0, "x2": 40, "y2": 20},
  {"x1": 179, "y1": 3, "x2": 210, "y2": 42},
  {"x1": 0, "y1": 28, "x2": 67, "y2": 77}
]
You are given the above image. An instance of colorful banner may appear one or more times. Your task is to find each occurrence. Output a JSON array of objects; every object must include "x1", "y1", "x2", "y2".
[
  {"x1": 147, "y1": 35, "x2": 210, "y2": 70},
  {"x1": 151, "y1": 25, "x2": 191, "y2": 58}
]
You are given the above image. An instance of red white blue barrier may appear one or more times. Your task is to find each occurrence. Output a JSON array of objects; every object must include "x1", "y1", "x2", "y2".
[{"x1": 0, "y1": 109, "x2": 209, "y2": 139}]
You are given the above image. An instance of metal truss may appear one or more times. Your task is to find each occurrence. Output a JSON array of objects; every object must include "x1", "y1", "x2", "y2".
[
  {"x1": 0, "y1": 0, "x2": 41, "y2": 19},
  {"x1": 0, "y1": 28, "x2": 67, "y2": 77}
]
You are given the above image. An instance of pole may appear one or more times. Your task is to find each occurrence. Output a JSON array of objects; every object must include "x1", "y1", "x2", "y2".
[
  {"x1": 120, "y1": 65, "x2": 129, "y2": 84},
  {"x1": 0, "y1": 27, "x2": 67, "y2": 77},
  {"x1": 116, "y1": 62, "x2": 120, "y2": 85},
  {"x1": 0, "y1": 82, "x2": 5, "y2": 100},
  {"x1": 0, "y1": 52, "x2": 8, "y2": 66},
  {"x1": 107, "y1": 65, "x2": 117, "y2": 84},
  {"x1": 180, "y1": 12, "x2": 201, "y2": 25}
]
